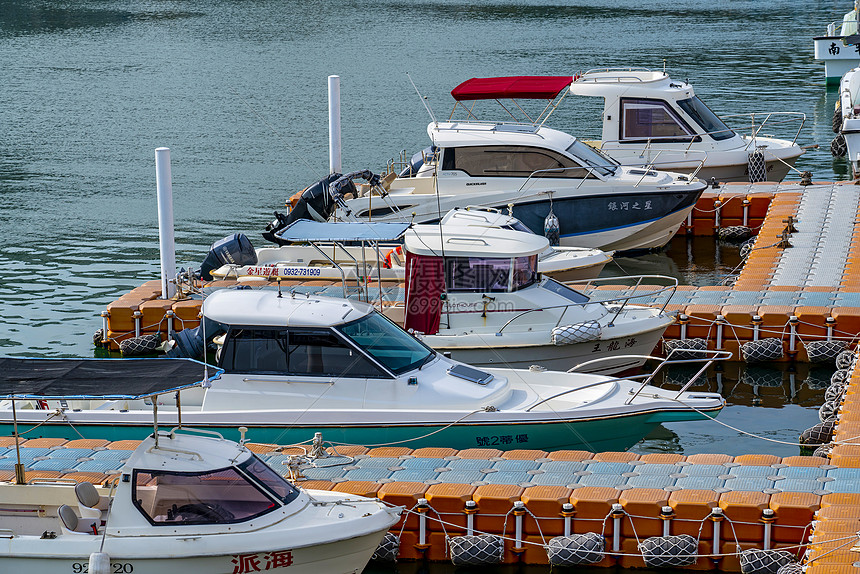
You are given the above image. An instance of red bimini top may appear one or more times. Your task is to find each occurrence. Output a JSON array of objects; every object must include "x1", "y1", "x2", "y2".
[{"x1": 450, "y1": 76, "x2": 574, "y2": 101}]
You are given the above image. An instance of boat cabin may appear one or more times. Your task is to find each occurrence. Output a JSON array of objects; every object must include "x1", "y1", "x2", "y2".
[
  {"x1": 402, "y1": 225, "x2": 549, "y2": 334},
  {"x1": 203, "y1": 291, "x2": 437, "y2": 380},
  {"x1": 569, "y1": 69, "x2": 738, "y2": 146},
  {"x1": 108, "y1": 431, "x2": 303, "y2": 533}
]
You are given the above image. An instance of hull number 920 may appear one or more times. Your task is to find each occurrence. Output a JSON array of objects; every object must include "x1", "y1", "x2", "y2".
[{"x1": 72, "y1": 562, "x2": 133, "y2": 573}]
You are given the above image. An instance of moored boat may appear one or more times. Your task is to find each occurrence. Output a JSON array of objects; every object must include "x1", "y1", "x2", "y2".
[
  {"x1": 568, "y1": 69, "x2": 806, "y2": 183},
  {"x1": 0, "y1": 423, "x2": 399, "y2": 574},
  {"x1": 814, "y1": 2, "x2": 860, "y2": 85},
  {"x1": 2, "y1": 296, "x2": 725, "y2": 451},
  {"x1": 276, "y1": 81, "x2": 707, "y2": 253}
]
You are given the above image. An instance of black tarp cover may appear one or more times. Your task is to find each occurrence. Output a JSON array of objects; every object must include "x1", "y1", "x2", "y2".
[{"x1": 0, "y1": 358, "x2": 220, "y2": 399}]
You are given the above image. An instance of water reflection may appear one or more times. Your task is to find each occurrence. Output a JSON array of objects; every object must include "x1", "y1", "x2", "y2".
[{"x1": 633, "y1": 362, "x2": 829, "y2": 457}]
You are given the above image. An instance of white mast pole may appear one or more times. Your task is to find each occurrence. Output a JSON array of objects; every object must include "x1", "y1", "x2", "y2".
[
  {"x1": 328, "y1": 75, "x2": 342, "y2": 174},
  {"x1": 155, "y1": 147, "x2": 177, "y2": 299}
]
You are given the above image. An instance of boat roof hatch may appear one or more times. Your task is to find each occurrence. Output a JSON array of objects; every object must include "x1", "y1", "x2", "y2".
[
  {"x1": 405, "y1": 226, "x2": 548, "y2": 258},
  {"x1": 203, "y1": 289, "x2": 374, "y2": 328},
  {"x1": 274, "y1": 220, "x2": 412, "y2": 243},
  {"x1": 0, "y1": 357, "x2": 219, "y2": 400}
]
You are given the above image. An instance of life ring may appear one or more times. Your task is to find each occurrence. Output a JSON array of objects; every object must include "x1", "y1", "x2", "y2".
[{"x1": 383, "y1": 246, "x2": 404, "y2": 268}]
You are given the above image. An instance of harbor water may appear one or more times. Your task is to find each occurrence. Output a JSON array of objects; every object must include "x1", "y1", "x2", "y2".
[{"x1": 0, "y1": 1, "x2": 846, "y2": 569}]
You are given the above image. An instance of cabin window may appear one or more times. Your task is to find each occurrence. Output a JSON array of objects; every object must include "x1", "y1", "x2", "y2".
[
  {"x1": 619, "y1": 98, "x2": 697, "y2": 142},
  {"x1": 441, "y1": 145, "x2": 598, "y2": 179},
  {"x1": 565, "y1": 140, "x2": 618, "y2": 176},
  {"x1": 219, "y1": 327, "x2": 387, "y2": 378},
  {"x1": 444, "y1": 255, "x2": 538, "y2": 293},
  {"x1": 132, "y1": 457, "x2": 298, "y2": 526},
  {"x1": 338, "y1": 312, "x2": 436, "y2": 375},
  {"x1": 676, "y1": 96, "x2": 735, "y2": 141}
]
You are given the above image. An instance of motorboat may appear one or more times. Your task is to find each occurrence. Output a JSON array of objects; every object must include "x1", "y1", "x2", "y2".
[
  {"x1": 814, "y1": 2, "x2": 860, "y2": 85},
  {"x1": 438, "y1": 207, "x2": 612, "y2": 282},
  {"x1": 0, "y1": 424, "x2": 399, "y2": 574},
  {"x1": 568, "y1": 69, "x2": 806, "y2": 183},
  {"x1": 206, "y1": 218, "x2": 658, "y2": 374},
  {"x1": 399, "y1": 221, "x2": 676, "y2": 374},
  {"x1": 205, "y1": 205, "x2": 611, "y2": 284},
  {"x1": 0, "y1": 299, "x2": 725, "y2": 452},
  {"x1": 275, "y1": 84, "x2": 708, "y2": 253},
  {"x1": 832, "y1": 66, "x2": 860, "y2": 177}
]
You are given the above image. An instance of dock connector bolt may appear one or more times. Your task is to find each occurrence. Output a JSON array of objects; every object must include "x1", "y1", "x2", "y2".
[
  {"x1": 464, "y1": 500, "x2": 478, "y2": 536},
  {"x1": 415, "y1": 498, "x2": 430, "y2": 550},
  {"x1": 660, "y1": 505, "x2": 675, "y2": 537},
  {"x1": 512, "y1": 500, "x2": 527, "y2": 556},
  {"x1": 761, "y1": 508, "x2": 775, "y2": 550},
  {"x1": 561, "y1": 502, "x2": 575, "y2": 537},
  {"x1": 678, "y1": 313, "x2": 690, "y2": 340}
]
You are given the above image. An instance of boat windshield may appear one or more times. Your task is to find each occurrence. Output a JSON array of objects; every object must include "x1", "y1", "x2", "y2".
[
  {"x1": 132, "y1": 456, "x2": 298, "y2": 526},
  {"x1": 445, "y1": 255, "x2": 538, "y2": 292},
  {"x1": 500, "y1": 220, "x2": 534, "y2": 234},
  {"x1": 565, "y1": 140, "x2": 618, "y2": 177},
  {"x1": 677, "y1": 96, "x2": 735, "y2": 141},
  {"x1": 542, "y1": 278, "x2": 590, "y2": 303},
  {"x1": 338, "y1": 312, "x2": 436, "y2": 375}
]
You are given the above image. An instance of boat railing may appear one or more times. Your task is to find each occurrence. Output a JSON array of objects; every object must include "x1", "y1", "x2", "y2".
[
  {"x1": 524, "y1": 348, "x2": 730, "y2": 412},
  {"x1": 625, "y1": 348, "x2": 732, "y2": 404},
  {"x1": 720, "y1": 111, "x2": 807, "y2": 146},
  {"x1": 495, "y1": 274, "x2": 678, "y2": 335},
  {"x1": 574, "y1": 67, "x2": 659, "y2": 84}
]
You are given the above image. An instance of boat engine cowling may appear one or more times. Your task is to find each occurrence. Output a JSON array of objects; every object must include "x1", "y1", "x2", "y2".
[
  {"x1": 199, "y1": 233, "x2": 257, "y2": 280},
  {"x1": 263, "y1": 173, "x2": 344, "y2": 245}
]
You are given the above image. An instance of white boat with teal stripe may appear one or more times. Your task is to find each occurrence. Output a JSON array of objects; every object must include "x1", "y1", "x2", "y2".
[{"x1": 0, "y1": 290, "x2": 725, "y2": 452}]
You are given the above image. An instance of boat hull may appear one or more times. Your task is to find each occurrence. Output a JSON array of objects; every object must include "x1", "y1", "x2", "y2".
[
  {"x1": 814, "y1": 36, "x2": 860, "y2": 84},
  {"x1": 0, "y1": 406, "x2": 719, "y2": 453},
  {"x1": 507, "y1": 188, "x2": 701, "y2": 252},
  {"x1": 435, "y1": 329, "x2": 664, "y2": 375},
  {"x1": 0, "y1": 529, "x2": 387, "y2": 574}
]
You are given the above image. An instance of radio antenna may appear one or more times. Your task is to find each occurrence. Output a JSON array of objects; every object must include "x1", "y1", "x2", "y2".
[{"x1": 407, "y1": 72, "x2": 437, "y2": 125}]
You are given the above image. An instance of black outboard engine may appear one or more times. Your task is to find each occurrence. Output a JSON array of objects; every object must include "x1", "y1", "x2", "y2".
[
  {"x1": 199, "y1": 233, "x2": 258, "y2": 280},
  {"x1": 262, "y1": 173, "x2": 344, "y2": 245},
  {"x1": 262, "y1": 170, "x2": 382, "y2": 245}
]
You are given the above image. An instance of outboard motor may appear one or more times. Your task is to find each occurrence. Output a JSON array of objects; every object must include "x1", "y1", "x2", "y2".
[
  {"x1": 262, "y1": 173, "x2": 344, "y2": 245},
  {"x1": 165, "y1": 326, "x2": 205, "y2": 359},
  {"x1": 164, "y1": 316, "x2": 223, "y2": 360},
  {"x1": 199, "y1": 233, "x2": 257, "y2": 280},
  {"x1": 262, "y1": 170, "x2": 382, "y2": 245}
]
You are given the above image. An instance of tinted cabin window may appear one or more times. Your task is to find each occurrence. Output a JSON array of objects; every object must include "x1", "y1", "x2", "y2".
[
  {"x1": 338, "y1": 312, "x2": 435, "y2": 375},
  {"x1": 220, "y1": 328, "x2": 386, "y2": 378},
  {"x1": 133, "y1": 463, "x2": 292, "y2": 526},
  {"x1": 620, "y1": 98, "x2": 695, "y2": 142},
  {"x1": 445, "y1": 255, "x2": 538, "y2": 293},
  {"x1": 676, "y1": 96, "x2": 735, "y2": 141},
  {"x1": 442, "y1": 146, "x2": 595, "y2": 178}
]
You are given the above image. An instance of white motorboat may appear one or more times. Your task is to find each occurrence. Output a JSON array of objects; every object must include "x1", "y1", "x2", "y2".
[
  {"x1": 833, "y1": 66, "x2": 860, "y2": 178},
  {"x1": 814, "y1": 2, "x2": 860, "y2": 85},
  {"x1": 205, "y1": 206, "x2": 611, "y2": 284},
  {"x1": 275, "y1": 85, "x2": 707, "y2": 253},
  {"x1": 438, "y1": 207, "x2": 612, "y2": 282},
  {"x1": 399, "y1": 221, "x2": 674, "y2": 374},
  {"x1": 568, "y1": 69, "x2": 806, "y2": 183},
  {"x1": 0, "y1": 426, "x2": 399, "y2": 574},
  {"x1": 0, "y1": 300, "x2": 725, "y2": 452}
]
